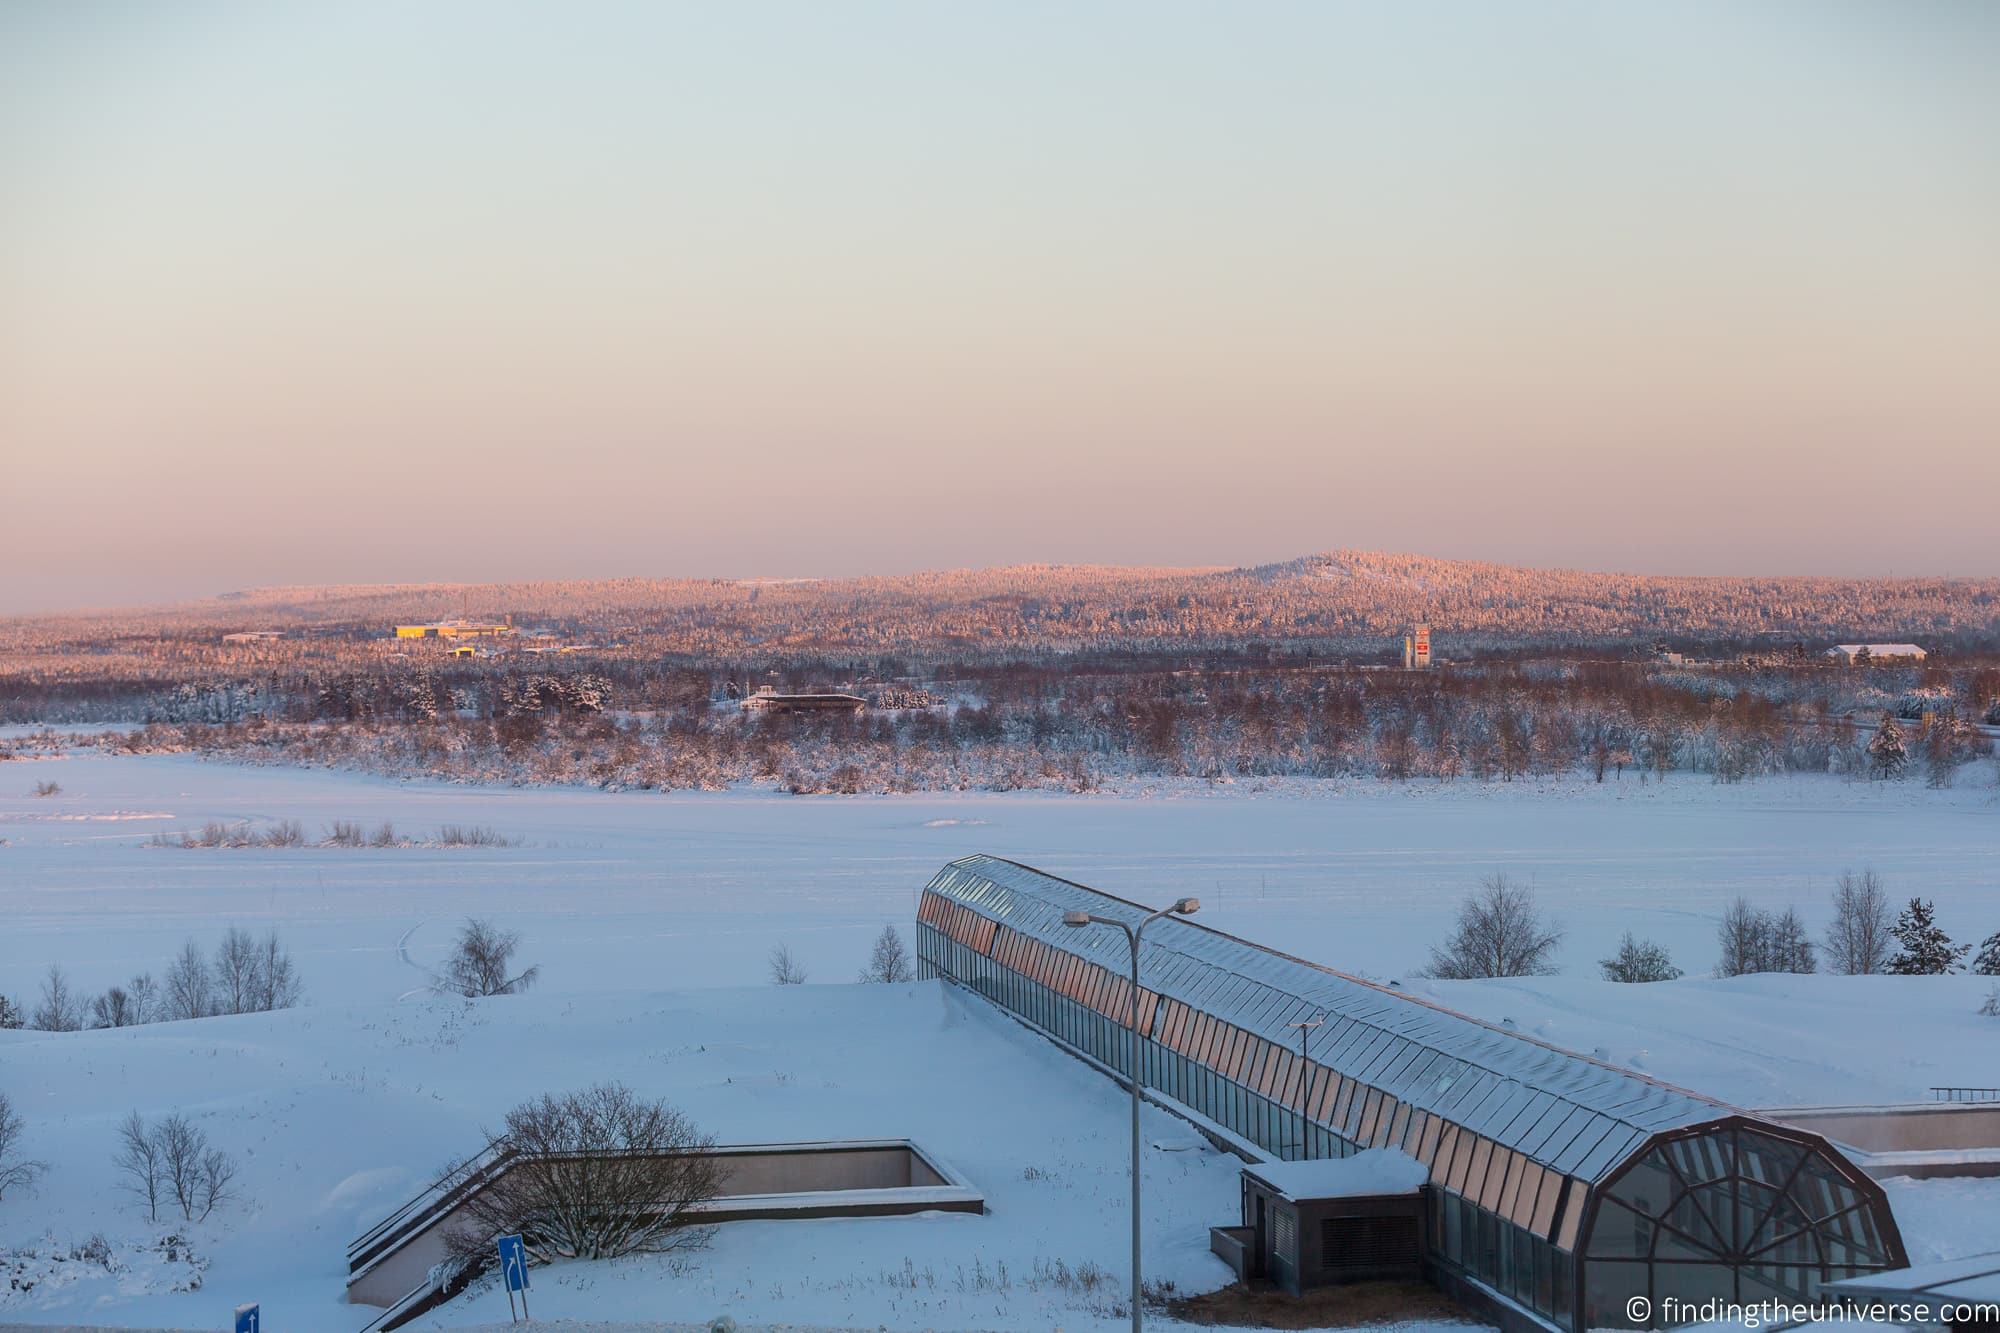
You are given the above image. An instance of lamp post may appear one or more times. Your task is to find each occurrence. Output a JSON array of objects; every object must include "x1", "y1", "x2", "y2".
[
  {"x1": 1063, "y1": 896, "x2": 1200, "y2": 1333},
  {"x1": 1285, "y1": 1014, "x2": 1325, "y2": 1161}
]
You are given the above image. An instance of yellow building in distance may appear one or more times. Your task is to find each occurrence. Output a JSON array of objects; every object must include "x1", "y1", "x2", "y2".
[{"x1": 392, "y1": 620, "x2": 513, "y2": 640}]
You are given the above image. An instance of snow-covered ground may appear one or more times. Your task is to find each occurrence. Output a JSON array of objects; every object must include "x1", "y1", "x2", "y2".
[
  {"x1": 2, "y1": 983, "x2": 1252, "y2": 1330},
  {"x1": 6, "y1": 752, "x2": 1998, "y2": 1007},
  {"x1": 3, "y1": 751, "x2": 1999, "y2": 1329}
]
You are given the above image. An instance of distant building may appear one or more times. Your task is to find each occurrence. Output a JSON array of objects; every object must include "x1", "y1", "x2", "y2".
[
  {"x1": 741, "y1": 686, "x2": 866, "y2": 715},
  {"x1": 1826, "y1": 643, "x2": 1927, "y2": 665},
  {"x1": 222, "y1": 630, "x2": 283, "y2": 643},
  {"x1": 1401, "y1": 624, "x2": 1432, "y2": 669},
  {"x1": 393, "y1": 620, "x2": 513, "y2": 640}
]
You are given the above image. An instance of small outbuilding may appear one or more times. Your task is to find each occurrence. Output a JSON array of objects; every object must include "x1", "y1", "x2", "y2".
[{"x1": 1211, "y1": 1149, "x2": 1430, "y2": 1296}]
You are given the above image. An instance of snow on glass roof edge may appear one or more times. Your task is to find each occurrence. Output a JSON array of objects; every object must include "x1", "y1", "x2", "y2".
[{"x1": 925, "y1": 853, "x2": 1746, "y2": 1181}]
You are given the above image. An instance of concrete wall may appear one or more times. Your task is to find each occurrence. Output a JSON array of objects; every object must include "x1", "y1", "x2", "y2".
[
  {"x1": 711, "y1": 1144, "x2": 943, "y2": 1195},
  {"x1": 350, "y1": 1141, "x2": 967, "y2": 1309},
  {"x1": 1764, "y1": 1104, "x2": 2000, "y2": 1153}
]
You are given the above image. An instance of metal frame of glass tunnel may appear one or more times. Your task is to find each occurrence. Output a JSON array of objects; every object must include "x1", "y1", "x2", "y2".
[{"x1": 914, "y1": 855, "x2": 1905, "y2": 1333}]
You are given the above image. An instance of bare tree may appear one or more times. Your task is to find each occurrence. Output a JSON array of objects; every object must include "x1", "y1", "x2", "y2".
[
  {"x1": 113, "y1": 1110, "x2": 163, "y2": 1222},
  {"x1": 1717, "y1": 898, "x2": 1762, "y2": 978},
  {"x1": 33, "y1": 965, "x2": 82, "y2": 1032},
  {"x1": 1824, "y1": 869, "x2": 1893, "y2": 976},
  {"x1": 91, "y1": 986, "x2": 141, "y2": 1028},
  {"x1": 858, "y1": 926, "x2": 915, "y2": 984},
  {"x1": 445, "y1": 1083, "x2": 720, "y2": 1265},
  {"x1": 163, "y1": 939, "x2": 213, "y2": 1021},
  {"x1": 1767, "y1": 907, "x2": 1818, "y2": 974},
  {"x1": 768, "y1": 942, "x2": 808, "y2": 986},
  {"x1": 155, "y1": 1112, "x2": 236, "y2": 1222},
  {"x1": 1420, "y1": 875, "x2": 1563, "y2": 979},
  {"x1": 213, "y1": 927, "x2": 261, "y2": 1015},
  {"x1": 443, "y1": 918, "x2": 539, "y2": 997},
  {"x1": 0, "y1": 1092, "x2": 45, "y2": 1200},
  {"x1": 253, "y1": 930, "x2": 302, "y2": 1010},
  {"x1": 127, "y1": 973, "x2": 158, "y2": 1024},
  {"x1": 1717, "y1": 899, "x2": 1816, "y2": 976}
]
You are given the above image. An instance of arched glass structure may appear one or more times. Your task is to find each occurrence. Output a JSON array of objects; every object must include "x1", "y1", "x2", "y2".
[{"x1": 915, "y1": 855, "x2": 1904, "y2": 1333}]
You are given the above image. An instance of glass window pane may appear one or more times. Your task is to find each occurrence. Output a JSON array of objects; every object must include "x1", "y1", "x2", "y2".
[{"x1": 1582, "y1": 1259, "x2": 1652, "y2": 1328}]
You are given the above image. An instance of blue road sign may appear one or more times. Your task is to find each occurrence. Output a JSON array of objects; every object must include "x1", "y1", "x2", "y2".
[
  {"x1": 496, "y1": 1233, "x2": 529, "y2": 1293},
  {"x1": 233, "y1": 1303, "x2": 259, "y2": 1333}
]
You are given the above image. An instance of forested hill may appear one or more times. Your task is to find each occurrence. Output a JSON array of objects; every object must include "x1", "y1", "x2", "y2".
[{"x1": 10, "y1": 551, "x2": 1999, "y2": 656}]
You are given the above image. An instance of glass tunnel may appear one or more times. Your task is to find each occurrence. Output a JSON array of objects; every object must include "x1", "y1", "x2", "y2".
[{"x1": 914, "y1": 854, "x2": 1905, "y2": 1333}]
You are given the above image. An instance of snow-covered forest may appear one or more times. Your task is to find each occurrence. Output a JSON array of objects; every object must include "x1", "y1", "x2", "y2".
[
  {"x1": 4, "y1": 655, "x2": 1994, "y2": 795},
  {"x1": 4, "y1": 551, "x2": 1995, "y2": 793}
]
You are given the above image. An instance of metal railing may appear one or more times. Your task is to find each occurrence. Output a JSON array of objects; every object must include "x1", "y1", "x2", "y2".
[
  {"x1": 1930, "y1": 1087, "x2": 2000, "y2": 1104},
  {"x1": 347, "y1": 1136, "x2": 516, "y2": 1275}
]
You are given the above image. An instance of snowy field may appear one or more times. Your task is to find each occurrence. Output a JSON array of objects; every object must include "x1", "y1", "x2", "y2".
[
  {"x1": 6, "y1": 751, "x2": 2000, "y2": 1012},
  {"x1": 3, "y1": 750, "x2": 2000, "y2": 1329}
]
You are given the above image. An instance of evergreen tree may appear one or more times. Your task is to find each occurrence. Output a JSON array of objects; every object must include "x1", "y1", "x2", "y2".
[
  {"x1": 1867, "y1": 713, "x2": 1907, "y2": 779},
  {"x1": 405, "y1": 670, "x2": 439, "y2": 722},
  {"x1": 0, "y1": 995, "x2": 23, "y2": 1030},
  {"x1": 1972, "y1": 931, "x2": 2000, "y2": 978},
  {"x1": 1885, "y1": 898, "x2": 1969, "y2": 975}
]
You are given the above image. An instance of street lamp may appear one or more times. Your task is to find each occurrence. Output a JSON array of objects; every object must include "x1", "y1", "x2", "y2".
[
  {"x1": 1284, "y1": 1014, "x2": 1325, "y2": 1161},
  {"x1": 1063, "y1": 895, "x2": 1200, "y2": 1333}
]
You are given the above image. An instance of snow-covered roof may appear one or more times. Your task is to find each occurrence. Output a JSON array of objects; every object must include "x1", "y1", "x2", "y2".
[
  {"x1": 1829, "y1": 643, "x2": 1926, "y2": 655},
  {"x1": 1828, "y1": 1251, "x2": 2000, "y2": 1311},
  {"x1": 1244, "y1": 1148, "x2": 1429, "y2": 1201},
  {"x1": 927, "y1": 854, "x2": 1745, "y2": 1184}
]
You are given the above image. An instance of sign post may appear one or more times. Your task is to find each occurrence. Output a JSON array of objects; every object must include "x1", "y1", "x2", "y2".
[
  {"x1": 233, "y1": 1304, "x2": 259, "y2": 1333},
  {"x1": 496, "y1": 1233, "x2": 530, "y2": 1322}
]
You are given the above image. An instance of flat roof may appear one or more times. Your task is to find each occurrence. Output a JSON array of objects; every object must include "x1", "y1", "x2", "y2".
[
  {"x1": 1828, "y1": 1250, "x2": 2000, "y2": 1309},
  {"x1": 1244, "y1": 1148, "x2": 1428, "y2": 1202}
]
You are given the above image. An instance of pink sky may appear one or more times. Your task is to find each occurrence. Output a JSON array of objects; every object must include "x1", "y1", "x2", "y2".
[{"x1": 3, "y1": 2, "x2": 1997, "y2": 612}]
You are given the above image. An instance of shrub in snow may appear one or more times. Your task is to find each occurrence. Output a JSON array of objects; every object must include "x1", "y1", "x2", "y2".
[
  {"x1": 1980, "y1": 986, "x2": 2000, "y2": 1019},
  {"x1": 444, "y1": 1083, "x2": 719, "y2": 1264},
  {"x1": 1419, "y1": 875, "x2": 1562, "y2": 979},
  {"x1": 858, "y1": 926, "x2": 915, "y2": 984},
  {"x1": 1823, "y1": 869, "x2": 1893, "y2": 976},
  {"x1": 1599, "y1": 933, "x2": 1681, "y2": 983},
  {"x1": 30, "y1": 779, "x2": 60, "y2": 797},
  {"x1": 1886, "y1": 898, "x2": 1969, "y2": 975},
  {"x1": 1716, "y1": 900, "x2": 1816, "y2": 976},
  {"x1": 0, "y1": 1091, "x2": 47, "y2": 1200},
  {"x1": 768, "y1": 943, "x2": 807, "y2": 986},
  {"x1": 442, "y1": 918, "x2": 539, "y2": 997},
  {"x1": 113, "y1": 1111, "x2": 237, "y2": 1223}
]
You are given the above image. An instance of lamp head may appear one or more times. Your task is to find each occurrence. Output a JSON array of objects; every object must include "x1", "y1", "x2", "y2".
[
  {"x1": 1172, "y1": 897, "x2": 1201, "y2": 915},
  {"x1": 1062, "y1": 910, "x2": 1091, "y2": 927}
]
